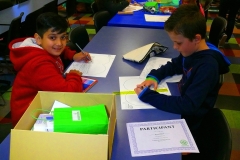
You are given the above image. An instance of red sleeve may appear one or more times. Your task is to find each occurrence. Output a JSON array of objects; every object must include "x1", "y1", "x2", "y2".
[
  {"x1": 29, "y1": 59, "x2": 83, "y2": 92},
  {"x1": 62, "y1": 46, "x2": 76, "y2": 60}
]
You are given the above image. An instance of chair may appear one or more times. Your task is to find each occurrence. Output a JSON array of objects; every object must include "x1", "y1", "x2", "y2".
[
  {"x1": 0, "y1": 80, "x2": 11, "y2": 106},
  {"x1": 22, "y1": 7, "x2": 43, "y2": 36},
  {"x1": 67, "y1": 25, "x2": 90, "y2": 52},
  {"x1": 183, "y1": 108, "x2": 232, "y2": 160},
  {"x1": 208, "y1": 16, "x2": 227, "y2": 48},
  {"x1": 0, "y1": 10, "x2": 22, "y2": 95},
  {"x1": 91, "y1": 1, "x2": 99, "y2": 15},
  {"x1": 43, "y1": 0, "x2": 58, "y2": 14},
  {"x1": 93, "y1": 11, "x2": 112, "y2": 33},
  {"x1": 0, "y1": 0, "x2": 13, "y2": 11},
  {"x1": 218, "y1": 74, "x2": 224, "y2": 90},
  {"x1": 64, "y1": 26, "x2": 89, "y2": 68},
  {"x1": 0, "y1": 12, "x2": 24, "y2": 69},
  {"x1": 0, "y1": 122, "x2": 12, "y2": 144},
  {"x1": 207, "y1": 16, "x2": 227, "y2": 90},
  {"x1": 16, "y1": 0, "x2": 28, "y2": 3}
]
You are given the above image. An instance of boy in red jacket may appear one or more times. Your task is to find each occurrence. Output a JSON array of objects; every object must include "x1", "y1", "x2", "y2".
[{"x1": 9, "y1": 12, "x2": 91, "y2": 126}]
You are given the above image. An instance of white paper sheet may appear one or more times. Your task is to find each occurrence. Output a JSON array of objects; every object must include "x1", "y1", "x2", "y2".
[
  {"x1": 119, "y1": 57, "x2": 183, "y2": 110},
  {"x1": 50, "y1": 100, "x2": 70, "y2": 113},
  {"x1": 64, "y1": 53, "x2": 116, "y2": 77},
  {"x1": 127, "y1": 119, "x2": 199, "y2": 157},
  {"x1": 140, "y1": 57, "x2": 182, "y2": 82},
  {"x1": 140, "y1": 57, "x2": 171, "y2": 77},
  {"x1": 119, "y1": 76, "x2": 171, "y2": 110},
  {"x1": 123, "y1": 4, "x2": 143, "y2": 12},
  {"x1": 144, "y1": 14, "x2": 170, "y2": 22}
]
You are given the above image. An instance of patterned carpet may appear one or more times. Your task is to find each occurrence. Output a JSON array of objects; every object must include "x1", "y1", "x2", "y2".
[
  {"x1": 58, "y1": 3, "x2": 96, "y2": 40},
  {"x1": 215, "y1": 22, "x2": 240, "y2": 160},
  {"x1": 68, "y1": 12, "x2": 96, "y2": 40},
  {"x1": 0, "y1": 6, "x2": 240, "y2": 160},
  {"x1": 205, "y1": 13, "x2": 240, "y2": 160}
]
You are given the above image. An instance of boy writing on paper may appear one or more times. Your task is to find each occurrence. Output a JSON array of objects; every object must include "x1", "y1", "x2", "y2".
[
  {"x1": 9, "y1": 12, "x2": 91, "y2": 126},
  {"x1": 134, "y1": 4, "x2": 230, "y2": 141}
]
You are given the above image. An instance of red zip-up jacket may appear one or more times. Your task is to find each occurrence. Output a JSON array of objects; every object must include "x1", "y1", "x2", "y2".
[{"x1": 9, "y1": 37, "x2": 83, "y2": 126}]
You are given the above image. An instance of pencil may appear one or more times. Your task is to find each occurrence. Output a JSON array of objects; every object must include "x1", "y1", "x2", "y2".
[{"x1": 75, "y1": 43, "x2": 91, "y2": 62}]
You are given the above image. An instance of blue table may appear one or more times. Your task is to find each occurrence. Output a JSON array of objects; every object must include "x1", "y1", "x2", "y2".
[
  {"x1": 0, "y1": 26, "x2": 181, "y2": 160},
  {"x1": 108, "y1": 10, "x2": 166, "y2": 29},
  {"x1": 0, "y1": 134, "x2": 10, "y2": 160},
  {"x1": 107, "y1": 0, "x2": 181, "y2": 29}
]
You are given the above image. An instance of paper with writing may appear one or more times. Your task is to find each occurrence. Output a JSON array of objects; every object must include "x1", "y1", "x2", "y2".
[
  {"x1": 65, "y1": 53, "x2": 116, "y2": 77},
  {"x1": 119, "y1": 76, "x2": 171, "y2": 110}
]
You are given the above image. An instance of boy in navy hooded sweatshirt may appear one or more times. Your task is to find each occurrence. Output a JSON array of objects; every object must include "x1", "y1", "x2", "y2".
[{"x1": 134, "y1": 4, "x2": 230, "y2": 138}]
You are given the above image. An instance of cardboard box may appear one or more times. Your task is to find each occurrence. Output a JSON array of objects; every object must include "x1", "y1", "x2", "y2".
[{"x1": 10, "y1": 91, "x2": 116, "y2": 160}]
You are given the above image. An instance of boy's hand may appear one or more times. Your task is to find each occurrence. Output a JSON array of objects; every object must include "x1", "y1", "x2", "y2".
[
  {"x1": 134, "y1": 79, "x2": 158, "y2": 95},
  {"x1": 69, "y1": 69, "x2": 82, "y2": 76},
  {"x1": 73, "y1": 51, "x2": 91, "y2": 62},
  {"x1": 182, "y1": 152, "x2": 190, "y2": 155},
  {"x1": 139, "y1": 80, "x2": 158, "y2": 90},
  {"x1": 134, "y1": 86, "x2": 144, "y2": 95}
]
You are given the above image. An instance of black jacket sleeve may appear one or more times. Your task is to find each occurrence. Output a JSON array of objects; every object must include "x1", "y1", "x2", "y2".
[{"x1": 139, "y1": 62, "x2": 218, "y2": 116}]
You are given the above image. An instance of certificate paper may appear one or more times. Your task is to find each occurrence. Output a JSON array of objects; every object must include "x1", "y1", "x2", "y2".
[{"x1": 127, "y1": 119, "x2": 199, "y2": 157}]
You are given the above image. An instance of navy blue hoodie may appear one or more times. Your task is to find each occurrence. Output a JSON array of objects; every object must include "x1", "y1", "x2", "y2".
[{"x1": 138, "y1": 43, "x2": 230, "y2": 133}]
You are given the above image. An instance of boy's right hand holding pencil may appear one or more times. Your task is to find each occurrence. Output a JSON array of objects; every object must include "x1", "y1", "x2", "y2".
[
  {"x1": 74, "y1": 43, "x2": 92, "y2": 62},
  {"x1": 73, "y1": 51, "x2": 92, "y2": 62}
]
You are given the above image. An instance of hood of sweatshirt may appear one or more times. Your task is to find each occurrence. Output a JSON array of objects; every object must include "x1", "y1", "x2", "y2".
[
  {"x1": 9, "y1": 37, "x2": 57, "y2": 72},
  {"x1": 182, "y1": 42, "x2": 230, "y2": 75}
]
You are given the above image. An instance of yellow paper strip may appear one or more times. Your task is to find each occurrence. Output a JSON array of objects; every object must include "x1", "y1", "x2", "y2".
[{"x1": 113, "y1": 88, "x2": 168, "y2": 95}]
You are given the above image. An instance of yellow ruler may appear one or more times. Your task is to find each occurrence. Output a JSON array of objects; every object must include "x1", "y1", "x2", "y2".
[{"x1": 113, "y1": 88, "x2": 168, "y2": 95}]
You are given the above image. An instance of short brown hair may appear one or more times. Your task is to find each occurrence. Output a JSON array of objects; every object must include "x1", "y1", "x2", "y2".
[{"x1": 164, "y1": 4, "x2": 206, "y2": 41}]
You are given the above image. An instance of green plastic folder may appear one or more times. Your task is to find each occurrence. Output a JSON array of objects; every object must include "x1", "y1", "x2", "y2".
[{"x1": 53, "y1": 104, "x2": 109, "y2": 134}]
